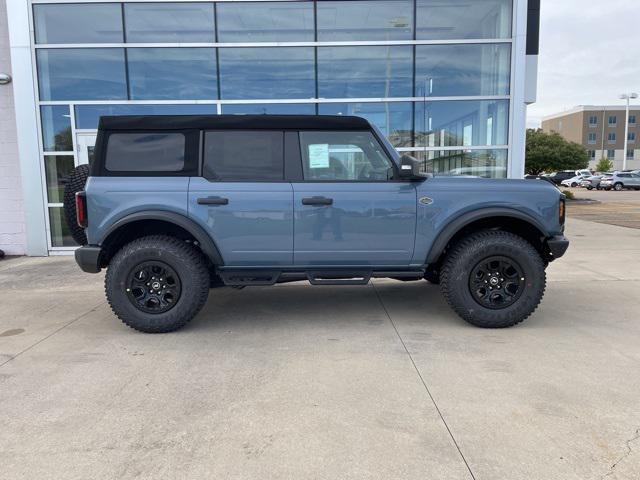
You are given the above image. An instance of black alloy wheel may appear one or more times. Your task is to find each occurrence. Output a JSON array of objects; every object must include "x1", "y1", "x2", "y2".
[
  {"x1": 126, "y1": 261, "x2": 182, "y2": 314},
  {"x1": 469, "y1": 256, "x2": 525, "y2": 310}
]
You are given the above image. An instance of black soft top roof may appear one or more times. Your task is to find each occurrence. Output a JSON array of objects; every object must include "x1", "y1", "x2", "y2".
[{"x1": 98, "y1": 114, "x2": 372, "y2": 131}]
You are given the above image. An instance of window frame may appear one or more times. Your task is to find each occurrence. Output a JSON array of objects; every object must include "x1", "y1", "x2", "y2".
[
  {"x1": 296, "y1": 129, "x2": 400, "y2": 183},
  {"x1": 201, "y1": 129, "x2": 286, "y2": 182},
  {"x1": 97, "y1": 129, "x2": 199, "y2": 177}
]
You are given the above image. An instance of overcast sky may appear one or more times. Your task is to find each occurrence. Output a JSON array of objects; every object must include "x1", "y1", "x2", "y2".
[{"x1": 526, "y1": 0, "x2": 640, "y2": 128}]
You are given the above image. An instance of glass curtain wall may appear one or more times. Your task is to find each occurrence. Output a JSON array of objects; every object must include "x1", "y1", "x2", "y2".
[{"x1": 32, "y1": 0, "x2": 513, "y2": 248}]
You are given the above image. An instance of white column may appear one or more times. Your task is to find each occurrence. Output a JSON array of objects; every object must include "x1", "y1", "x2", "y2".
[
  {"x1": 6, "y1": 0, "x2": 48, "y2": 255},
  {"x1": 507, "y1": 0, "x2": 529, "y2": 179}
]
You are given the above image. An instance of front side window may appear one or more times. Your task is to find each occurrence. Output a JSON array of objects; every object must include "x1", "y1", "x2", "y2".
[
  {"x1": 299, "y1": 131, "x2": 394, "y2": 182},
  {"x1": 105, "y1": 132, "x2": 185, "y2": 172},
  {"x1": 204, "y1": 131, "x2": 284, "y2": 181}
]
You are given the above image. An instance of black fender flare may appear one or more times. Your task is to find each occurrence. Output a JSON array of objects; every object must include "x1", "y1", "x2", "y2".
[
  {"x1": 425, "y1": 207, "x2": 550, "y2": 264},
  {"x1": 101, "y1": 210, "x2": 224, "y2": 265}
]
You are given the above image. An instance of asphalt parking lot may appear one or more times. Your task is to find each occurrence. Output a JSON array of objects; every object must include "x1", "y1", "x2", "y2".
[
  {"x1": 567, "y1": 188, "x2": 640, "y2": 229},
  {"x1": 1, "y1": 217, "x2": 639, "y2": 480}
]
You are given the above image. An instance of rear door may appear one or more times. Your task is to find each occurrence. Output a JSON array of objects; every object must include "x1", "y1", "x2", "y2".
[
  {"x1": 188, "y1": 130, "x2": 293, "y2": 266},
  {"x1": 292, "y1": 130, "x2": 417, "y2": 266}
]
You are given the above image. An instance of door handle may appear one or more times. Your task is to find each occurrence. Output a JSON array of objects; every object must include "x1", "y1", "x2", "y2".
[
  {"x1": 197, "y1": 196, "x2": 229, "y2": 205},
  {"x1": 302, "y1": 196, "x2": 333, "y2": 206}
]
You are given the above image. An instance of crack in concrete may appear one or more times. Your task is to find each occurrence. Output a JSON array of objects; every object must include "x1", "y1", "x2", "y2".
[
  {"x1": 371, "y1": 282, "x2": 477, "y2": 480},
  {"x1": 601, "y1": 427, "x2": 640, "y2": 479}
]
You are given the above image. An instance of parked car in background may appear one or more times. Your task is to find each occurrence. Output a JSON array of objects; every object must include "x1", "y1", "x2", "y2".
[
  {"x1": 525, "y1": 175, "x2": 559, "y2": 188},
  {"x1": 580, "y1": 174, "x2": 610, "y2": 190},
  {"x1": 561, "y1": 175, "x2": 585, "y2": 188},
  {"x1": 599, "y1": 172, "x2": 640, "y2": 191},
  {"x1": 548, "y1": 170, "x2": 591, "y2": 186}
]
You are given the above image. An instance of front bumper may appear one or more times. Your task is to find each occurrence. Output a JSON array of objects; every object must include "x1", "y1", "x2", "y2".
[
  {"x1": 545, "y1": 235, "x2": 569, "y2": 260},
  {"x1": 75, "y1": 245, "x2": 103, "y2": 273}
]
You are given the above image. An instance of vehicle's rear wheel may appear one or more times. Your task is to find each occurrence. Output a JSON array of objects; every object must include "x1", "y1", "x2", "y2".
[
  {"x1": 62, "y1": 164, "x2": 90, "y2": 245},
  {"x1": 105, "y1": 235, "x2": 210, "y2": 333},
  {"x1": 614, "y1": 183, "x2": 624, "y2": 191},
  {"x1": 440, "y1": 230, "x2": 546, "y2": 328},
  {"x1": 571, "y1": 182, "x2": 578, "y2": 187},
  {"x1": 586, "y1": 185, "x2": 593, "y2": 190}
]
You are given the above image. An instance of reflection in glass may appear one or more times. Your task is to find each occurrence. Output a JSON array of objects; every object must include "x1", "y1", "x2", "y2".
[
  {"x1": 219, "y1": 48, "x2": 315, "y2": 100},
  {"x1": 415, "y1": 100, "x2": 509, "y2": 147},
  {"x1": 34, "y1": 3, "x2": 123, "y2": 44},
  {"x1": 319, "y1": 102, "x2": 413, "y2": 147},
  {"x1": 128, "y1": 48, "x2": 217, "y2": 100},
  {"x1": 317, "y1": 0, "x2": 413, "y2": 41},
  {"x1": 75, "y1": 104, "x2": 216, "y2": 130},
  {"x1": 45, "y1": 156, "x2": 75, "y2": 203},
  {"x1": 49, "y1": 207, "x2": 76, "y2": 247},
  {"x1": 217, "y1": 2, "x2": 314, "y2": 42},
  {"x1": 124, "y1": 3, "x2": 215, "y2": 42},
  {"x1": 415, "y1": 44, "x2": 511, "y2": 97},
  {"x1": 416, "y1": 0, "x2": 512, "y2": 40},
  {"x1": 318, "y1": 46, "x2": 413, "y2": 98},
  {"x1": 37, "y1": 49, "x2": 127, "y2": 101},
  {"x1": 222, "y1": 104, "x2": 316, "y2": 115},
  {"x1": 41, "y1": 106, "x2": 72, "y2": 152},
  {"x1": 413, "y1": 149, "x2": 508, "y2": 178}
]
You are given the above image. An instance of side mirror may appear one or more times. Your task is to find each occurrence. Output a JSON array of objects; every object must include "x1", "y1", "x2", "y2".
[{"x1": 398, "y1": 154, "x2": 427, "y2": 180}]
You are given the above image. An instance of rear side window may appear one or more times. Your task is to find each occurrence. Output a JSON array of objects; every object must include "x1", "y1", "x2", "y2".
[
  {"x1": 105, "y1": 132, "x2": 185, "y2": 172},
  {"x1": 204, "y1": 131, "x2": 284, "y2": 181}
]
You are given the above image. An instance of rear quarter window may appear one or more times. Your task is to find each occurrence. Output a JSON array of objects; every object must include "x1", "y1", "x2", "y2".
[{"x1": 105, "y1": 132, "x2": 186, "y2": 172}]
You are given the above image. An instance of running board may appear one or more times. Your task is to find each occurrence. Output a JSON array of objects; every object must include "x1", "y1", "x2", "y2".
[{"x1": 217, "y1": 268, "x2": 425, "y2": 287}]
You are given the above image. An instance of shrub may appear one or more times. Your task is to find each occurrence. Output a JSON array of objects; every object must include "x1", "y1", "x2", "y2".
[{"x1": 562, "y1": 189, "x2": 575, "y2": 200}]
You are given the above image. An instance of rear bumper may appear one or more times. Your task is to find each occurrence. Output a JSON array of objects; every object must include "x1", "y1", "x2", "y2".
[
  {"x1": 545, "y1": 235, "x2": 569, "y2": 260},
  {"x1": 75, "y1": 245, "x2": 103, "y2": 273}
]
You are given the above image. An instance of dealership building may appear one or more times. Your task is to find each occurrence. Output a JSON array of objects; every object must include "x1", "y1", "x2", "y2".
[{"x1": 0, "y1": 0, "x2": 539, "y2": 256}]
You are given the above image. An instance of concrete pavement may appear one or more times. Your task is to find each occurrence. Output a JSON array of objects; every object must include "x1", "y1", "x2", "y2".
[{"x1": 0, "y1": 218, "x2": 639, "y2": 479}]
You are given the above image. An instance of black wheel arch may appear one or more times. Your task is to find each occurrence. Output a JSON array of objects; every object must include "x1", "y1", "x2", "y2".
[
  {"x1": 426, "y1": 208, "x2": 550, "y2": 265},
  {"x1": 99, "y1": 211, "x2": 224, "y2": 267}
]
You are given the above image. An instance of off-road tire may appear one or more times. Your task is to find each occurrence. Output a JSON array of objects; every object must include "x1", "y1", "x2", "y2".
[
  {"x1": 440, "y1": 230, "x2": 546, "y2": 328},
  {"x1": 62, "y1": 164, "x2": 90, "y2": 245},
  {"x1": 105, "y1": 235, "x2": 210, "y2": 333}
]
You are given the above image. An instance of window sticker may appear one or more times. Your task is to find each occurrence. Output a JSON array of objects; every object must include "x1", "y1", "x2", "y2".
[{"x1": 308, "y1": 143, "x2": 330, "y2": 168}]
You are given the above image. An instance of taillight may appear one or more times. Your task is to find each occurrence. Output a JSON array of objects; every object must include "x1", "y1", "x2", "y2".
[
  {"x1": 559, "y1": 198, "x2": 566, "y2": 225},
  {"x1": 76, "y1": 192, "x2": 88, "y2": 228}
]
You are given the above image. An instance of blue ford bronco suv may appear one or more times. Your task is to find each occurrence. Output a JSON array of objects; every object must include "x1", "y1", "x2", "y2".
[{"x1": 65, "y1": 114, "x2": 568, "y2": 333}]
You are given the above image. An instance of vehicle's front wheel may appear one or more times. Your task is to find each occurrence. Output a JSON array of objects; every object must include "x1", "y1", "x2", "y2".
[
  {"x1": 105, "y1": 235, "x2": 210, "y2": 333},
  {"x1": 586, "y1": 185, "x2": 593, "y2": 190},
  {"x1": 440, "y1": 230, "x2": 546, "y2": 328},
  {"x1": 614, "y1": 183, "x2": 624, "y2": 191}
]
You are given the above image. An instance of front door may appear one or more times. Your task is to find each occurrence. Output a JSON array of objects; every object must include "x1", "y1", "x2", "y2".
[
  {"x1": 188, "y1": 130, "x2": 293, "y2": 267},
  {"x1": 76, "y1": 133, "x2": 97, "y2": 166},
  {"x1": 293, "y1": 131, "x2": 417, "y2": 266}
]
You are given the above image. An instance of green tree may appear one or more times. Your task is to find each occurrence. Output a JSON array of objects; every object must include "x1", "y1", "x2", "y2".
[
  {"x1": 525, "y1": 128, "x2": 589, "y2": 175},
  {"x1": 595, "y1": 157, "x2": 613, "y2": 173}
]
